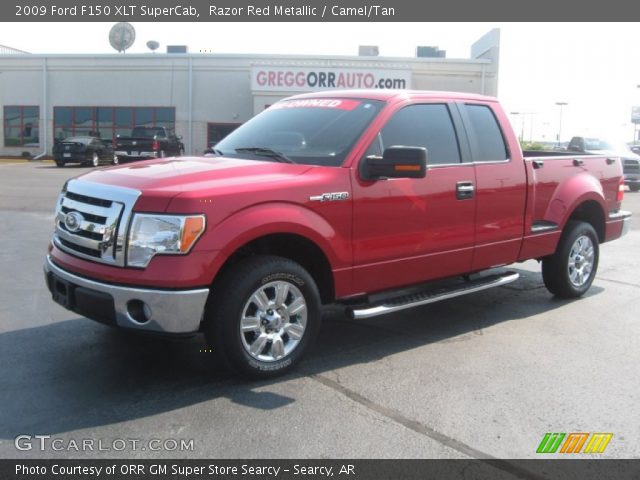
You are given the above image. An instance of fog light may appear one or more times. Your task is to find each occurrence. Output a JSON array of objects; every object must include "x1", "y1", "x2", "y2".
[{"x1": 126, "y1": 299, "x2": 152, "y2": 324}]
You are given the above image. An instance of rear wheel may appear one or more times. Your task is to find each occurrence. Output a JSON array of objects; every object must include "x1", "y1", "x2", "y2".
[
  {"x1": 55, "y1": 160, "x2": 64, "y2": 168},
  {"x1": 542, "y1": 220, "x2": 599, "y2": 298},
  {"x1": 91, "y1": 152, "x2": 100, "y2": 167},
  {"x1": 629, "y1": 184, "x2": 640, "y2": 192},
  {"x1": 112, "y1": 155, "x2": 120, "y2": 165},
  {"x1": 205, "y1": 255, "x2": 321, "y2": 379}
]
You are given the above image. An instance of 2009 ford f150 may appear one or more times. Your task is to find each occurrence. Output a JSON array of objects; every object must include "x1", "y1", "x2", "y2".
[{"x1": 44, "y1": 90, "x2": 631, "y2": 378}]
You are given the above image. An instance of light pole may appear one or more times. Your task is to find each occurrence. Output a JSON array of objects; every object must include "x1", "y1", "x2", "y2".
[
  {"x1": 510, "y1": 112, "x2": 524, "y2": 143},
  {"x1": 634, "y1": 85, "x2": 640, "y2": 144},
  {"x1": 511, "y1": 111, "x2": 536, "y2": 143},
  {"x1": 555, "y1": 102, "x2": 568, "y2": 146}
]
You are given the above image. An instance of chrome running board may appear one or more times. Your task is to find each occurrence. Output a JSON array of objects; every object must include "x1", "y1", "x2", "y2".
[{"x1": 349, "y1": 272, "x2": 520, "y2": 319}]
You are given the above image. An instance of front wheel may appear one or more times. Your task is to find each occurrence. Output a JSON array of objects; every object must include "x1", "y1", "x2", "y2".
[
  {"x1": 91, "y1": 152, "x2": 99, "y2": 167},
  {"x1": 55, "y1": 160, "x2": 64, "y2": 168},
  {"x1": 629, "y1": 184, "x2": 640, "y2": 192},
  {"x1": 205, "y1": 256, "x2": 321, "y2": 379},
  {"x1": 112, "y1": 155, "x2": 120, "y2": 165},
  {"x1": 542, "y1": 220, "x2": 599, "y2": 298}
]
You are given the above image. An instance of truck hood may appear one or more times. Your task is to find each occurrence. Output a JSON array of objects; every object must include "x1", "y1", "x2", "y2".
[
  {"x1": 76, "y1": 156, "x2": 314, "y2": 211},
  {"x1": 79, "y1": 156, "x2": 314, "y2": 190}
]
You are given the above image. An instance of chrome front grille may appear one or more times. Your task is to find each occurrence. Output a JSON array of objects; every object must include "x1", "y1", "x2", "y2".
[{"x1": 53, "y1": 179, "x2": 141, "y2": 267}]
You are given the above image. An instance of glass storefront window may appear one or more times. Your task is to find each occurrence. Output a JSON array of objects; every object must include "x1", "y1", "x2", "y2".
[
  {"x1": 4, "y1": 106, "x2": 40, "y2": 147},
  {"x1": 53, "y1": 106, "x2": 175, "y2": 143}
]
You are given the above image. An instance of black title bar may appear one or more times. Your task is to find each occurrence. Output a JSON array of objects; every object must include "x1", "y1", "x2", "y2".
[
  {"x1": 3, "y1": 459, "x2": 640, "y2": 480},
  {"x1": 3, "y1": 0, "x2": 640, "y2": 21}
]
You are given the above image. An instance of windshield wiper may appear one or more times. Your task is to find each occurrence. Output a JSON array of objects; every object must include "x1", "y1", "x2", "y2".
[
  {"x1": 234, "y1": 147, "x2": 296, "y2": 164},
  {"x1": 204, "y1": 147, "x2": 224, "y2": 156}
]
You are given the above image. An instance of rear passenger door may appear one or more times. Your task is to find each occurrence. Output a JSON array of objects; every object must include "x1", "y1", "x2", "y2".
[
  {"x1": 351, "y1": 102, "x2": 477, "y2": 294},
  {"x1": 457, "y1": 102, "x2": 527, "y2": 270}
]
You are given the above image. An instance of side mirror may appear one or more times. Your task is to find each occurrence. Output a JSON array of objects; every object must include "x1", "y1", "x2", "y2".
[{"x1": 360, "y1": 146, "x2": 427, "y2": 181}]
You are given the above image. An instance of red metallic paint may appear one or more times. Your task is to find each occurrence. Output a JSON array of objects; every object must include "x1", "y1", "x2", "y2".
[{"x1": 49, "y1": 91, "x2": 628, "y2": 301}]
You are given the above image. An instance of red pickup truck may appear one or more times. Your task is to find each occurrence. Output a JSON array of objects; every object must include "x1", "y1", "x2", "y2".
[{"x1": 45, "y1": 90, "x2": 631, "y2": 378}]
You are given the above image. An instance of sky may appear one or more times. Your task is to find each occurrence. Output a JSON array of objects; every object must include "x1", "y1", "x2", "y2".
[{"x1": 2, "y1": 22, "x2": 640, "y2": 144}]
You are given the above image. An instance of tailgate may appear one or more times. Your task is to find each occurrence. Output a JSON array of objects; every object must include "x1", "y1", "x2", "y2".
[{"x1": 115, "y1": 138, "x2": 153, "y2": 151}]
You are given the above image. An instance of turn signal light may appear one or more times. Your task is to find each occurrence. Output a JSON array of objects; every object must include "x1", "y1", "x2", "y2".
[
  {"x1": 394, "y1": 164, "x2": 421, "y2": 172},
  {"x1": 180, "y1": 216, "x2": 206, "y2": 253}
]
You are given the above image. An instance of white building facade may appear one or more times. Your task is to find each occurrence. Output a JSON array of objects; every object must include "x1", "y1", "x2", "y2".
[{"x1": 0, "y1": 29, "x2": 499, "y2": 157}]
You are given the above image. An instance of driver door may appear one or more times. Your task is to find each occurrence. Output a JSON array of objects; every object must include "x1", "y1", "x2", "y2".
[{"x1": 351, "y1": 102, "x2": 476, "y2": 294}]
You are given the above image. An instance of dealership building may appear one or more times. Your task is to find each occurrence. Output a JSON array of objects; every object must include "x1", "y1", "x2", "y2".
[{"x1": 0, "y1": 29, "x2": 499, "y2": 158}]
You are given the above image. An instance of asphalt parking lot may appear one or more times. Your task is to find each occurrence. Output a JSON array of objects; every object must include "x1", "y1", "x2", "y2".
[{"x1": 0, "y1": 160, "x2": 639, "y2": 461}]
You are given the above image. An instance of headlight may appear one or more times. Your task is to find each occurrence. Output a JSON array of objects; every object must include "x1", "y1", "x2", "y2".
[{"x1": 127, "y1": 214, "x2": 206, "y2": 268}]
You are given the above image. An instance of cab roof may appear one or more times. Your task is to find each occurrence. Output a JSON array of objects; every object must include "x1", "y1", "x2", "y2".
[{"x1": 286, "y1": 89, "x2": 498, "y2": 103}]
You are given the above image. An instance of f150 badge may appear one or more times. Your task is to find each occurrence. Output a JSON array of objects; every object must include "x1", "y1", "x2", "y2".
[{"x1": 309, "y1": 192, "x2": 350, "y2": 202}]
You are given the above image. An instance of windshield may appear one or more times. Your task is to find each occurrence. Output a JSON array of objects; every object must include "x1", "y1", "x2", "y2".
[
  {"x1": 215, "y1": 98, "x2": 384, "y2": 166},
  {"x1": 584, "y1": 137, "x2": 631, "y2": 153},
  {"x1": 131, "y1": 127, "x2": 165, "y2": 138}
]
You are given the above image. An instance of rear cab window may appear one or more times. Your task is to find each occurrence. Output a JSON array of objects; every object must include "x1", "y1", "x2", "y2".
[{"x1": 460, "y1": 104, "x2": 509, "y2": 162}]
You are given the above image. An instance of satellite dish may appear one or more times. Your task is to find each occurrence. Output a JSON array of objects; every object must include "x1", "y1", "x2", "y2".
[
  {"x1": 109, "y1": 22, "x2": 136, "y2": 53},
  {"x1": 146, "y1": 40, "x2": 160, "y2": 53}
]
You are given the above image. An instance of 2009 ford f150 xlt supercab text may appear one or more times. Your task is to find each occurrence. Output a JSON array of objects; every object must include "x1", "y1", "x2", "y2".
[{"x1": 44, "y1": 90, "x2": 631, "y2": 378}]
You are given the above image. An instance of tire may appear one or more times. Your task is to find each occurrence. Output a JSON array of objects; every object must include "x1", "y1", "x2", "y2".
[
  {"x1": 159, "y1": 150, "x2": 166, "y2": 158},
  {"x1": 112, "y1": 155, "x2": 120, "y2": 165},
  {"x1": 91, "y1": 152, "x2": 100, "y2": 167},
  {"x1": 55, "y1": 160, "x2": 64, "y2": 168},
  {"x1": 629, "y1": 184, "x2": 640, "y2": 192},
  {"x1": 205, "y1": 255, "x2": 322, "y2": 379},
  {"x1": 542, "y1": 220, "x2": 599, "y2": 298}
]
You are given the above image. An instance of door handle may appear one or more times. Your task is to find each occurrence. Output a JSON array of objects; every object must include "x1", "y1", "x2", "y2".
[
  {"x1": 532, "y1": 160, "x2": 544, "y2": 169},
  {"x1": 606, "y1": 158, "x2": 616, "y2": 165},
  {"x1": 573, "y1": 158, "x2": 584, "y2": 166},
  {"x1": 456, "y1": 181, "x2": 475, "y2": 200}
]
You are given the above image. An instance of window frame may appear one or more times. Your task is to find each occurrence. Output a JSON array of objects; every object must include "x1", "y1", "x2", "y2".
[
  {"x1": 3, "y1": 105, "x2": 40, "y2": 147},
  {"x1": 53, "y1": 106, "x2": 176, "y2": 143},
  {"x1": 207, "y1": 122, "x2": 243, "y2": 148},
  {"x1": 363, "y1": 102, "x2": 466, "y2": 168},
  {"x1": 456, "y1": 102, "x2": 511, "y2": 164}
]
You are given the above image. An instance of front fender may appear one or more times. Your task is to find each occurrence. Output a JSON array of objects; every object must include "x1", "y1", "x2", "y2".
[{"x1": 198, "y1": 201, "x2": 350, "y2": 281}]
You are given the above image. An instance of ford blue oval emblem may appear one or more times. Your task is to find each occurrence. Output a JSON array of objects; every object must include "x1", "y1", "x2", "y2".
[{"x1": 64, "y1": 211, "x2": 84, "y2": 233}]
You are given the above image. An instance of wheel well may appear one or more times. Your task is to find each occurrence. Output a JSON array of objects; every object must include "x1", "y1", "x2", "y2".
[
  {"x1": 567, "y1": 200, "x2": 605, "y2": 242},
  {"x1": 215, "y1": 234, "x2": 335, "y2": 304}
]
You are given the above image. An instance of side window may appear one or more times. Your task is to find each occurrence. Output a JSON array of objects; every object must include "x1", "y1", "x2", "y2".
[
  {"x1": 463, "y1": 104, "x2": 508, "y2": 162},
  {"x1": 368, "y1": 104, "x2": 461, "y2": 165}
]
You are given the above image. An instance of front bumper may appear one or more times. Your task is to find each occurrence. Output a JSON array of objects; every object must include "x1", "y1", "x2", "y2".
[{"x1": 44, "y1": 255, "x2": 209, "y2": 334}]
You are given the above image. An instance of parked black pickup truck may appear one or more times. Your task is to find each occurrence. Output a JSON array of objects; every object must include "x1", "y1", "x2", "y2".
[{"x1": 113, "y1": 126, "x2": 184, "y2": 162}]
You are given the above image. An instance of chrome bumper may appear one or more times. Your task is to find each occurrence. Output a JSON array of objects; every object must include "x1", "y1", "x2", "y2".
[
  {"x1": 609, "y1": 210, "x2": 632, "y2": 237},
  {"x1": 114, "y1": 150, "x2": 158, "y2": 158},
  {"x1": 44, "y1": 255, "x2": 209, "y2": 334}
]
